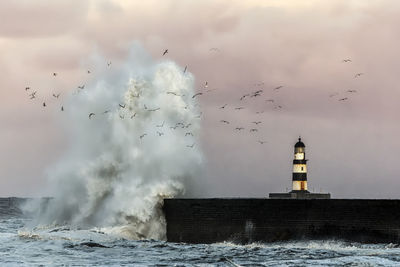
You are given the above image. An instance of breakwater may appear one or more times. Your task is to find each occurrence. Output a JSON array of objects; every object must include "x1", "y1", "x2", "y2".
[{"x1": 163, "y1": 199, "x2": 400, "y2": 244}]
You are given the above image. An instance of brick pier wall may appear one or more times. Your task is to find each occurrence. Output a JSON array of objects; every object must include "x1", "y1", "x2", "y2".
[{"x1": 163, "y1": 199, "x2": 400, "y2": 244}]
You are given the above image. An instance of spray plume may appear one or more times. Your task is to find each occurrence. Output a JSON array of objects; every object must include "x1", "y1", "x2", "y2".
[{"x1": 29, "y1": 45, "x2": 203, "y2": 240}]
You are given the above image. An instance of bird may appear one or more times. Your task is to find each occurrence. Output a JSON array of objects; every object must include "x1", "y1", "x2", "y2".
[
  {"x1": 156, "y1": 121, "x2": 165, "y2": 128},
  {"x1": 89, "y1": 113, "x2": 95, "y2": 119},
  {"x1": 167, "y1": 92, "x2": 181, "y2": 96},
  {"x1": 220, "y1": 120, "x2": 230, "y2": 124},
  {"x1": 342, "y1": 59, "x2": 352, "y2": 62},
  {"x1": 61, "y1": 106, "x2": 64, "y2": 111},
  {"x1": 162, "y1": 49, "x2": 168, "y2": 56},
  {"x1": 139, "y1": 133, "x2": 147, "y2": 139},
  {"x1": 186, "y1": 143, "x2": 195, "y2": 148},
  {"x1": 329, "y1": 93, "x2": 339, "y2": 97},
  {"x1": 274, "y1": 86, "x2": 283, "y2": 90},
  {"x1": 130, "y1": 113, "x2": 137, "y2": 119},
  {"x1": 53, "y1": 72, "x2": 57, "y2": 76},
  {"x1": 256, "y1": 111, "x2": 265, "y2": 114},
  {"x1": 107, "y1": 61, "x2": 112, "y2": 67},
  {"x1": 258, "y1": 140, "x2": 267, "y2": 144},
  {"x1": 185, "y1": 132, "x2": 194, "y2": 136},
  {"x1": 52, "y1": 93, "x2": 60, "y2": 98},
  {"x1": 157, "y1": 131, "x2": 164, "y2": 136},
  {"x1": 43, "y1": 102, "x2": 46, "y2": 107},
  {"x1": 220, "y1": 104, "x2": 227, "y2": 109},
  {"x1": 119, "y1": 104, "x2": 126, "y2": 108},
  {"x1": 144, "y1": 104, "x2": 148, "y2": 110},
  {"x1": 204, "y1": 81, "x2": 208, "y2": 88},
  {"x1": 103, "y1": 110, "x2": 111, "y2": 114},
  {"x1": 148, "y1": 108, "x2": 160, "y2": 112},
  {"x1": 240, "y1": 94, "x2": 250, "y2": 101},
  {"x1": 119, "y1": 115, "x2": 124, "y2": 119},
  {"x1": 338, "y1": 97, "x2": 348, "y2": 101},
  {"x1": 185, "y1": 123, "x2": 192, "y2": 128},
  {"x1": 250, "y1": 128, "x2": 258, "y2": 132},
  {"x1": 78, "y1": 85, "x2": 85, "y2": 90},
  {"x1": 347, "y1": 90, "x2": 357, "y2": 93},
  {"x1": 183, "y1": 66, "x2": 187, "y2": 73},
  {"x1": 25, "y1": 87, "x2": 30, "y2": 91},
  {"x1": 235, "y1": 107, "x2": 244, "y2": 110},
  {"x1": 252, "y1": 121, "x2": 262, "y2": 125},
  {"x1": 274, "y1": 105, "x2": 283, "y2": 109},
  {"x1": 87, "y1": 70, "x2": 91, "y2": 74},
  {"x1": 29, "y1": 91, "x2": 37, "y2": 99},
  {"x1": 265, "y1": 99, "x2": 274, "y2": 103},
  {"x1": 170, "y1": 126, "x2": 178, "y2": 130},
  {"x1": 192, "y1": 92, "x2": 203, "y2": 98},
  {"x1": 354, "y1": 73, "x2": 364, "y2": 78},
  {"x1": 235, "y1": 127, "x2": 244, "y2": 130}
]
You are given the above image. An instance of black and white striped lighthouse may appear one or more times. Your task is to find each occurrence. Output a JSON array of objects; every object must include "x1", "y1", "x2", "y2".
[{"x1": 292, "y1": 137, "x2": 308, "y2": 191}]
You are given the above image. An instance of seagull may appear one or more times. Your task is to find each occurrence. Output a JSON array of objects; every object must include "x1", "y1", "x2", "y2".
[
  {"x1": 192, "y1": 92, "x2": 203, "y2": 98},
  {"x1": 183, "y1": 66, "x2": 187, "y2": 73},
  {"x1": 170, "y1": 126, "x2": 178, "y2": 130},
  {"x1": 130, "y1": 113, "x2": 137, "y2": 119},
  {"x1": 258, "y1": 140, "x2": 267, "y2": 144},
  {"x1": 29, "y1": 91, "x2": 37, "y2": 99},
  {"x1": 256, "y1": 111, "x2": 265, "y2": 114},
  {"x1": 87, "y1": 70, "x2": 91, "y2": 74},
  {"x1": 265, "y1": 99, "x2": 274, "y2": 103},
  {"x1": 52, "y1": 93, "x2": 60, "y2": 98},
  {"x1": 250, "y1": 128, "x2": 258, "y2": 132},
  {"x1": 167, "y1": 92, "x2": 181, "y2": 96},
  {"x1": 162, "y1": 49, "x2": 168, "y2": 56},
  {"x1": 144, "y1": 104, "x2": 147, "y2": 110},
  {"x1": 186, "y1": 143, "x2": 195, "y2": 148},
  {"x1": 78, "y1": 85, "x2": 85, "y2": 90},
  {"x1": 148, "y1": 108, "x2": 160, "y2": 112},
  {"x1": 139, "y1": 133, "x2": 147, "y2": 139},
  {"x1": 347, "y1": 90, "x2": 357, "y2": 93},
  {"x1": 235, "y1": 127, "x2": 244, "y2": 130},
  {"x1": 185, "y1": 123, "x2": 192, "y2": 128},
  {"x1": 338, "y1": 97, "x2": 348, "y2": 101},
  {"x1": 342, "y1": 59, "x2": 352, "y2": 62},
  {"x1": 43, "y1": 102, "x2": 46, "y2": 107},
  {"x1": 157, "y1": 131, "x2": 164, "y2": 136},
  {"x1": 329, "y1": 93, "x2": 339, "y2": 97},
  {"x1": 103, "y1": 110, "x2": 111, "y2": 114},
  {"x1": 119, "y1": 104, "x2": 126, "y2": 108},
  {"x1": 61, "y1": 106, "x2": 64, "y2": 111},
  {"x1": 185, "y1": 132, "x2": 194, "y2": 136},
  {"x1": 89, "y1": 113, "x2": 95, "y2": 119},
  {"x1": 53, "y1": 72, "x2": 57, "y2": 77},
  {"x1": 220, "y1": 120, "x2": 230, "y2": 124},
  {"x1": 119, "y1": 115, "x2": 124, "y2": 119},
  {"x1": 156, "y1": 121, "x2": 165, "y2": 127},
  {"x1": 252, "y1": 121, "x2": 262, "y2": 125},
  {"x1": 274, "y1": 105, "x2": 283, "y2": 109},
  {"x1": 240, "y1": 94, "x2": 250, "y2": 101},
  {"x1": 235, "y1": 107, "x2": 244, "y2": 110},
  {"x1": 220, "y1": 104, "x2": 227, "y2": 109},
  {"x1": 274, "y1": 85, "x2": 283, "y2": 90},
  {"x1": 25, "y1": 87, "x2": 30, "y2": 91},
  {"x1": 204, "y1": 81, "x2": 208, "y2": 88},
  {"x1": 107, "y1": 61, "x2": 112, "y2": 67},
  {"x1": 354, "y1": 73, "x2": 364, "y2": 78}
]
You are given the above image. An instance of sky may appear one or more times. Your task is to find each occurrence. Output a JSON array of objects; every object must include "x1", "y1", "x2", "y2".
[{"x1": 2, "y1": 0, "x2": 400, "y2": 198}]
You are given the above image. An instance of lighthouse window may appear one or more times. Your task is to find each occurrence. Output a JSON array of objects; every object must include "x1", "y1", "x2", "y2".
[{"x1": 301, "y1": 167, "x2": 304, "y2": 171}]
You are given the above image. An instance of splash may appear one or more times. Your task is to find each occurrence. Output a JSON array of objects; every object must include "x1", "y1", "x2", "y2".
[{"x1": 28, "y1": 45, "x2": 203, "y2": 240}]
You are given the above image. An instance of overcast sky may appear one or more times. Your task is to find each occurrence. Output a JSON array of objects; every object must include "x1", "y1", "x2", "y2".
[{"x1": 2, "y1": 0, "x2": 400, "y2": 198}]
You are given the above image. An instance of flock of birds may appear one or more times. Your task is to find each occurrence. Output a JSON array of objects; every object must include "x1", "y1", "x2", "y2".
[{"x1": 24, "y1": 49, "x2": 364, "y2": 147}]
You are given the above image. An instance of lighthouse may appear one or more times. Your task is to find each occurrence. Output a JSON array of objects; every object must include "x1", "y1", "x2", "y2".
[
  {"x1": 269, "y1": 137, "x2": 330, "y2": 199},
  {"x1": 292, "y1": 137, "x2": 308, "y2": 192}
]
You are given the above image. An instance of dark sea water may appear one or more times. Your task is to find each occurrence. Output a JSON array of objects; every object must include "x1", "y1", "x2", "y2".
[{"x1": 1, "y1": 198, "x2": 400, "y2": 266}]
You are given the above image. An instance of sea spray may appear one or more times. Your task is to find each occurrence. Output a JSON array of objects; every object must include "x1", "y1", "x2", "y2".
[{"x1": 27, "y1": 45, "x2": 203, "y2": 240}]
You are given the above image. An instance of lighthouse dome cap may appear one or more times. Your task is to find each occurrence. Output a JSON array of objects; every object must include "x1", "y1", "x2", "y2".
[{"x1": 295, "y1": 137, "x2": 305, "y2": 147}]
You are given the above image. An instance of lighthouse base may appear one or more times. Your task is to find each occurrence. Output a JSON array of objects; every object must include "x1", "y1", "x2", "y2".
[{"x1": 269, "y1": 191, "x2": 330, "y2": 199}]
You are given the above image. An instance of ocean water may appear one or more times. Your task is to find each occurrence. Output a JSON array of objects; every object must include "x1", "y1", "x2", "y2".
[{"x1": 1, "y1": 200, "x2": 400, "y2": 266}]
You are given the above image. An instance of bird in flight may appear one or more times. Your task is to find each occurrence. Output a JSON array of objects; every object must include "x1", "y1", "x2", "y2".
[
  {"x1": 220, "y1": 104, "x2": 227, "y2": 109},
  {"x1": 61, "y1": 106, "x2": 64, "y2": 111},
  {"x1": 156, "y1": 121, "x2": 165, "y2": 128},
  {"x1": 192, "y1": 92, "x2": 203, "y2": 98},
  {"x1": 157, "y1": 131, "x2": 164, "y2": 136},
  {"x1": 29, "y1": 91, "x2": 37, "y2": 99},
  {"x1": 235, "y1": 107, "x2": 244, "y2": 110},
  {"x1": 250, "y1": 128, "x2": 258, "y2": 132},
  {"x1": 186, "y1": 143, "x2": 195, "y2": 148},
  {"x1": 148, "y1": 108, "x2": 160, "y2": 112},
  {"x1": 167, "y1": 91, "x2": 181, "y2": 96},
  {"x1": 240, "y1": 94, "x2": 250, "y2": 101},
  {"x1": 89, "y1": 113, "x2": 95, "y2": 119},
  {"x1": 119, "y1": 104, "x2": 126, "y2": 108},
  {"x1": 53, "y1": 93, "x2": 60, "y2": 98},
  {"x1": 347, "y1": 90, "x2": 357, "y2": 93},
  {"x1": 53, "y1": 73, "x2": 57, "y2": 77},
  {"x1": 354, "y1": 73, "x2": 364, "y2": 78},
  {"x1": 342, "y1": 59, "x2": 352, "y2": 63},
  {"x1": 252, "y1": 121, "x2": 262, "y2": 125},
  {"x1": 87, "y1": 70, "x2": 91, "y2": 74},
  {"x1": 183, "y1": 66, "x2": 187, "y2": 73},
  {"x1": 204, "y1": 81, "x2": 208, "y2": 88},
  {"x1": 107, "y1": 61, "x2": 112, "y2": 67},
  {"x1": 130, "y1": 113, "x2": 137, "y2": 119},
  {"x1": 235, "y1": 127, "x2": 244, "y2": 130},
  {"x1": 274, "y1": 86, "x2": 283, "y2": 90},
  {"x1": 162, "y1": 49, "x2": 168, "y2": 56},
  {"x1": 119, "y1": 115, "x2": 124, "y2": 119},
  {"x1": 265, "y1": 99, "x2": 274, "y2": 103},
  {"x1": 78, "y1": 85, "x2": 85, "y2": 90},
  {"x1": 220, "y1": 120, "x2": 230, "y2": 124},
  {"x1": 43, "y1": 102, "x2": 46, "y2": 107},
  {"x1": 140, "y1": 133, "x2": 147, "y2": 139},
  {"x1": 338, "y1": 97, "x2": 348, "y2": 101},
  {"x1": 258, "y1": 140, "x2": 267, "y2": 144},
  {"x1": 25, "y1": 87, "x2": 30, "y2": 91},
  {"x1": 185, "y1": 132, "x2": 194, "y2": 136},
  {"x1": 329, "y1": 93, "x2": 339, "y2": 98}
]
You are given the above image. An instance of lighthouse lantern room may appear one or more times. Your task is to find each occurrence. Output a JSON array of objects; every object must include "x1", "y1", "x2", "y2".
[{"x1": 292, "y1": 137, "x2": 308, "y2": 192}]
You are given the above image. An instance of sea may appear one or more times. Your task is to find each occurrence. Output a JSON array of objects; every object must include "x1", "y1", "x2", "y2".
[{"x1": 1, "y1": 198, "x2": 400, "y2": 266}]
